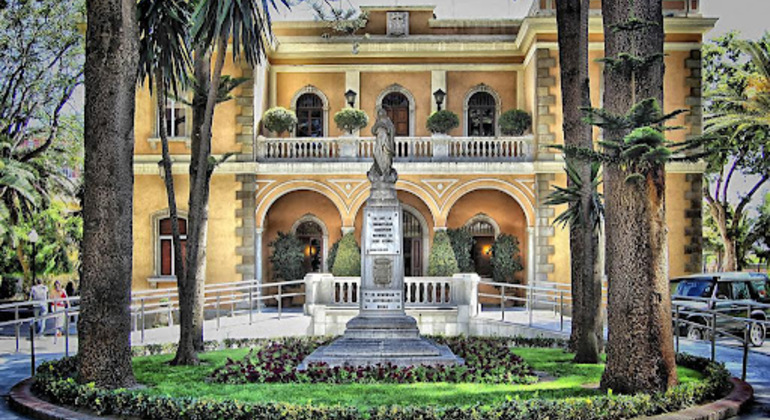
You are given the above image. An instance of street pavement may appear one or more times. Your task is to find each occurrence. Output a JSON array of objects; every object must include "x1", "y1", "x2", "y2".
[{"x1": 0, "y1": 309, "x2": 768, "y2": 419}]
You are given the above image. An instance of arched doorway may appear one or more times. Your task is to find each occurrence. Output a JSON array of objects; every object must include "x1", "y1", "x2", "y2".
[
  {"x1": 402, "y1": 209, "x2": 423, "y2": 276},
  {"x1": 295, "y1": 220, "x2": 324, "y2": 274},
  {"x1": 464, "y1": 218, "x2": 497, "y2": 277},
  {"x1": 467, "y1": 91, "x2": 497, "y2": 137},
  {"x1": 295, "y1": 93, "x2": 324, "y2": 137},
  {"x1": 381, "y1": 92, "x2": 410, "y2": 136}
]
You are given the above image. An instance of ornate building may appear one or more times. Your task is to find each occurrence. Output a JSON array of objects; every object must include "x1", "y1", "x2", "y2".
[{"x1": 131, "y1": 1, "x2": 714, "y2": 292}]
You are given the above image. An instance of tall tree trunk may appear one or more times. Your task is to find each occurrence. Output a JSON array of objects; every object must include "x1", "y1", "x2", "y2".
[
  {"x1": 173, "y1": 38, "x2": 226, "y2": 364},
  {"x1": 155, "y1": 70, "x2": 187, "y2": 355},
  {"x1": 600, "y1": 0, "x2": 677, "y2": 393},
  {"x1": 555, "y1": 0, "x2": 603, "y2": 363},
  {"x1": 78, "y1": 0, "x2": 138, "y2": 388}
]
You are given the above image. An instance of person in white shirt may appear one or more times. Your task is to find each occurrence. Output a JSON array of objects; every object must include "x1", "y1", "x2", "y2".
[{"x1": 29, "y1": 279, "x2": 48, "y2": 335}]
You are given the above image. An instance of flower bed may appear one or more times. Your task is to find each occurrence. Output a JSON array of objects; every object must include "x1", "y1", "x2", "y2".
[
  {"x1": 31, "y1": 337, "x2": 732, "y2": 420},
  {"x1": 210, "y1": 336, "x2": 536, "y2": 384}
]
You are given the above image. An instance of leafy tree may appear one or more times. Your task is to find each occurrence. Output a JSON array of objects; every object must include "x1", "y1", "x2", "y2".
[
  {"x1": 553, "y1": 0, "x2": 603, "y2": 364},
  {"x1": 752, "y1": 193, "x2": 770, "y2": 270},
  {"x1": 701, "y1": 33, "x2": 770, "y2": 271},
  {"x1": 489, "y1": 234, "x2": 523, "y2": 283},
  {"x1": 331, "y1": 232, "x2": 360, "y2": 277},
  {"x1": 428, "y1": 230, "x2": 459, "y2": 277},
  {"x1": 447, "y1": 228, "x2": 474, "y2": 273},
  {"x1": 79, "y1": 0, "x2": 138, "y2": 389},
  {"x1": 169, "y1": 0, "x2": 288, "y2": 365},
  {"x1": 0, "y1": 0, "x2": 83, "y2": 248},
  {"x1": 269, "y1": 232, "x2": 305, "y2": 281}
]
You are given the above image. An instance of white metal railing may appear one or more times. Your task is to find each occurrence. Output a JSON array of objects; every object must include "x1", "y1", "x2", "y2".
[
  {"x1": 257, "y1": 135, "x2": 532, "y2": 162},
  {"x1": 1, "y1": 279, "x2": 306, "y2": 374}
]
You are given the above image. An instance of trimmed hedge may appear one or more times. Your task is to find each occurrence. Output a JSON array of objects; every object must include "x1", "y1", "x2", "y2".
[
  {"x1": 490, "y1": 234, "x2": 524, "y2": 283},
  {"x1": 334, "y1": 108, "x2": 368, "y2": 134},
  {"x1": 268, "y1": 232, "x2": 305, "y2": 281},
  {"x1": 331, "y1": 232, "x2": 360, "y2": 277},
  {"x1": 499, "y1": 109, "x2": 532, "y2": 136},
  {"x1": 32, "y1": 345, "x2": 731, "y2": 420},
  {"x1": 447, "y1": 228, "x2": 475, "y2": 273},
  {"x1": 428, "y1": 230, "x2": 459, "y2": 276}
]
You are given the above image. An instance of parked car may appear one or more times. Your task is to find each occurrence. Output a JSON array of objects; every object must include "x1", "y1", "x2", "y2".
[
  {"x1": 671, "y1": 272, "x2": 767, "y2": 347},
  {"x1": 749, "y1": 272, "x2": 769, "y2": 304}
]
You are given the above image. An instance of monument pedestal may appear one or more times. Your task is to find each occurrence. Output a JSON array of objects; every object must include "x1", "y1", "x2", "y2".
[{"x1": 300, "y1": 184, "x2": 462, "y2": 369}]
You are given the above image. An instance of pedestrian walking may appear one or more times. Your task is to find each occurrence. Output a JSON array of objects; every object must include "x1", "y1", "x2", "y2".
[{"x1": 29, "y1": 279, "x2": 48, "y2": 335}]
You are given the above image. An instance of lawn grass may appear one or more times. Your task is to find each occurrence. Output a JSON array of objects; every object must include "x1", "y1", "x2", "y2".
[{"x1": 133, "y1": 347, "x2": 705, "y2": 409}]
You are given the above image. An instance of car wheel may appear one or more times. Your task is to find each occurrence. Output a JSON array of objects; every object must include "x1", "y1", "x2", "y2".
[
  {"x1": 749, "y1": 321, "x2": 766, "y2": 347},
  {"x1": 687, "y1": 325, "x2": 705, "y2": 341}
]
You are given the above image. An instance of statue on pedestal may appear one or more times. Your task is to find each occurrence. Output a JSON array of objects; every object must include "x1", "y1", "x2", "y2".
[{"x1": 368, "y1": 108, "x2": 398, "y2": 184}]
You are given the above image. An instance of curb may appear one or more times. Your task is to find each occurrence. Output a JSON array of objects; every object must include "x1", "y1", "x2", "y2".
[
  {"x1": 10, "y1": 376, "x2": 754, "y2": 420},
  {"x1": 644, "y1": 378, "x2": 754, "y2": 420},
  {"x1": 9, "y1": 378, "x2": 102, "y2": 420}
]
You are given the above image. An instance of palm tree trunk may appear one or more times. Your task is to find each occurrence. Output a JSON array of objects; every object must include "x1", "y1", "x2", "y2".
[
  {"x1": 173, "y1": 37, "x2": 227, "y2": 364},
  {"x1": 599, "y1": 0, "x2": 677, "y2": 394},
  {"x1": 78, "y1": 0, "x2": 138, "y2": 388},
  {"x1": 555, "y1": 0, "x2": 602, "y2": 363},
  {"x1": 154, "y1": 70, "x2": 187, "y2": 352}
]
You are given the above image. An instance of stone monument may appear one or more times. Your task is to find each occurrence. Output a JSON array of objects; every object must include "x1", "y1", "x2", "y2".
[{"x1": 299, "y1": 110, "x2": 462, "y2": 368}]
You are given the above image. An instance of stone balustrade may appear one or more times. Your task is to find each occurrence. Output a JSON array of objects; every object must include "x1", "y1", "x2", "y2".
[
  {"x1": 304, "y1": 273, "x2": 481, "y2": 335},
  {"x1": 256, "y1": 135, "x2": 533, "y2": 162}
]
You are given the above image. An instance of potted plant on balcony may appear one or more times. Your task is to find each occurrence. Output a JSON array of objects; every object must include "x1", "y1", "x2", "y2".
[
  {"x1": 334, "y1": 108, "x2": 368, "y2": 135},
  {"x1": 499, "y1": 109, "x2": 532, "y2": 136},
  {"x1": 263, "y1": 107, "x2": 297, "y2": 135},
  {"x1": 426, "y1": 110, "x2": 460, "y2": 136}
]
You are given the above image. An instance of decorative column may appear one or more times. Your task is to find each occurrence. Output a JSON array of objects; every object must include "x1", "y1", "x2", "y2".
[
  {"x1": 527, "y1": 226, "x2": 536, "y2": 287},
  {"x1": 254, "y1": 227, "x2": 264, "y2": 310}
]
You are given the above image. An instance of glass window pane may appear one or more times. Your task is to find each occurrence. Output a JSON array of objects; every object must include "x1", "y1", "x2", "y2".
[{"x1": 161, "y1": 239, "x2": 172, "y2": 275}]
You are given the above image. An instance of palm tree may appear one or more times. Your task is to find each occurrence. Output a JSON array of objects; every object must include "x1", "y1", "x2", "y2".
[
  {"x1": 171, "y1": 0, "x2": 288, "y2": 365},
  {"x1": 137, "y1": 0, "x2": 192, "y2": 353}
]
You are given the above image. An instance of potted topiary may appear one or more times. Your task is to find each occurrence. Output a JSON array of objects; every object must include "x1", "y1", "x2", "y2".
[
  {"x1": 263, "y1": 107, "x2": 297, "y2": 135},
  {"x1": 428, "y1": 230, "x2": 459, "y2": 276},
  {"x1": 499, "y1": 109, "x2": 532, "y2": 136},
  {"x1": 334, "y1": 108, "x2": 368, "y2": 135},
  {"x1": 426, "y1": 110, "x2": 460, "y2": 135}
]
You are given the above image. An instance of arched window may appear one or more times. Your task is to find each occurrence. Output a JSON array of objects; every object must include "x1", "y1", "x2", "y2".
[
  {"x1": 295, "y1": 220, "x2": 324, "y2": 274},
  {"x1": 463, "y1": 214, "x2": 500, "y2": 277},
  {"x1": 382, "y1": 92, "x2": 410, "y2": 137},
  {"x1": 158, "y1": 217, "x2": 187, "y2": 277},
  {"x1": 402, "y1": 209, "x2": 423, "y2": 276},
  {"x1": 295, "y1": 93, "x2": 324, "y2": 138},
  {"x1": 467, "y1": 92, "x2": 497, "y2": 137}
]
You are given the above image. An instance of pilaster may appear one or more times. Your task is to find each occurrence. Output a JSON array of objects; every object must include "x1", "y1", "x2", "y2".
[
  {"x1": 236, "y1": 62, "x2": 256, "y2": 162},
  {"x1": 535, "y1": 48, "x2": 557, "y2": 161},
  {"x1": 534, "y1": 173, "x2": 556, "y2": 284},
  {"x1": 235, "y1": 174, "x2": 258, "y2": 281},
  {"x1": 683, "y1": 49, "x2": 703, "y2": 273}
]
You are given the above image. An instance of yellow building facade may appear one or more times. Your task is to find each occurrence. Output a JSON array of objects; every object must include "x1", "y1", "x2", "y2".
[{"x1": 131, "y1": 1, "x2": 714, "y2": 292}]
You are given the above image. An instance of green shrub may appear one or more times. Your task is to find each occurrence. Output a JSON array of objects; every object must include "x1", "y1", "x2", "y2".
[
  {"x1": 263, "y1": 107, "x2": 297, "y2": 134},
  {"x1": 331, "y1": 233, "x2": 360, "y2": 276},
  {"x1": 447, "y1": 228, "x2": 474, "y2": 273},
  {"x1": 334, "y1": 108, "x2": 368, "y2": 134},
  {"x1": 490, "y1": 233, "x2": 524, "y2": 283},
  {"x1": 428, "y1": 230, "x2": 459, "y2": 276},
  {"x1": 499, "y1": 109, "x2": 532, "y2": 136},
  {"x1": 326, "y1": 238, "x2": 340, "y2": 272},
  {"x1": 268, "y1": 232, "x2": 304, "y2": 281},
  {"x1": 426, "y1": 110, "x2": 460, "y2": 134}
]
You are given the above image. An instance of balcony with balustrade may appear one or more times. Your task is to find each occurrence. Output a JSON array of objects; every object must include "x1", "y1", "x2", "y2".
[{"x1": 255, "y1": 134, "x2": 535, "y2": 164}]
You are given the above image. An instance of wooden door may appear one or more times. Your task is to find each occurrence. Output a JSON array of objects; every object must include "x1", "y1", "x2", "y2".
[{"x1": 388, "y1": 107, "x2": 409, "y2": 136}]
